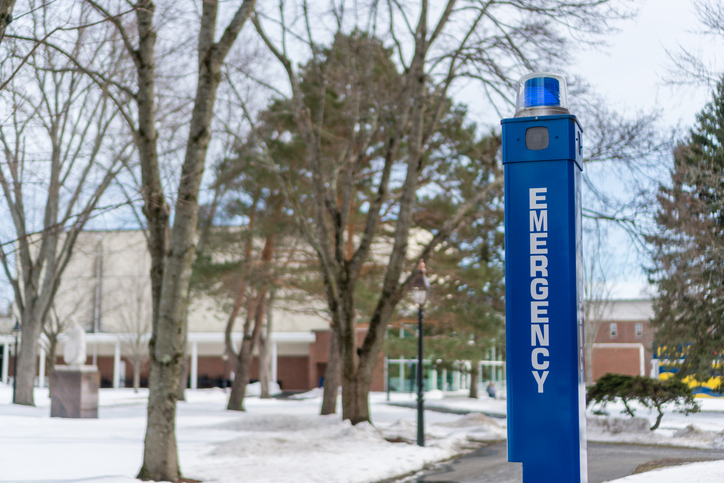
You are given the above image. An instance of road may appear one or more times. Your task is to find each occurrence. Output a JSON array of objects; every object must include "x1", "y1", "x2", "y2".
[{"x1": 401, "y1": 442, "x2": 724, "y2": 483}]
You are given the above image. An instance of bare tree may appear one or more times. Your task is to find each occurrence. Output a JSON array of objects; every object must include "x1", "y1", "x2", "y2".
[
  {"x1": 582, "y1": 225, "x2": 614, "y2": 384},
  {"x1": 0, "y1": 5, "x2": 127, "y2": 406},
  {"x1": 73, "y1": 0, "x2": 258, "y2": 479},
  {"x1": 253, "y1": 0, "x2": 635, "y2": 424},
  {"x1": 665, "y1": 0, "x2": 724, "y2": 88},
  {"x1": 225, "y1": 225, "x2": 277, "y2": 411},
  {"x1": 116, "y1": 275, "x2": 151, "y2": 392}
]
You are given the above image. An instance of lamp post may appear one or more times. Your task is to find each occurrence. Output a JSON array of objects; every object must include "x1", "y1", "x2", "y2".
[
  {"x1": 12, "y1": 319, "x2": 20, "y2": 404},
  {"x1": 411, "y1": 260, "x2": 430, "y2": 447}
]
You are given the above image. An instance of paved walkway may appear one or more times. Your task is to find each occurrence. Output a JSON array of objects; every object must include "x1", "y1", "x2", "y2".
[{"x1": 401, "y1": 442, "x2": 724, "y2": 483}]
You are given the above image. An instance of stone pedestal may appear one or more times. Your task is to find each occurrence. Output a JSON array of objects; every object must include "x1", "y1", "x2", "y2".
[{"x1": 50, "y1": 365, "x2": 99, "y2": 418}]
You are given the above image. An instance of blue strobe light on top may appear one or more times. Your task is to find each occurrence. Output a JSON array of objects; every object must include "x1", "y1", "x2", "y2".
[
  {"x1": 524, "y1": 77, "x2": 560, "y2": 107},
  {"x1": 515, "y1": 72, "x2": 569, "y2": 117}
]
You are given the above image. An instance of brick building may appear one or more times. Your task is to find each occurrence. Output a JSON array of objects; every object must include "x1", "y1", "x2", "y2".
[{"x1": 590, "y1": 299, "x2": 655, "y2": 381}]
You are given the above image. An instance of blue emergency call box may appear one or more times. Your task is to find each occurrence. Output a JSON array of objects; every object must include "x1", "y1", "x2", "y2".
[{"x1": 502, "y1": 73, "x2": 587, "y2": 483}]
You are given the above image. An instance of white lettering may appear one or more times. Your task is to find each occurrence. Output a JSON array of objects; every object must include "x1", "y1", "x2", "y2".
[
  {"x1": 529, "y1": 187, "x2": 551, "y2": 394},
  {"x1": 531, "y1": 301, "x2": 549, "y2": 323},
  {"x1": 530, "y1": 255, "x2": 548, "y2": 277},
  {"x1": 530, "y1": 210, "x2": 548, "y2": 232},
  {"x1": 530, "y1": 232, "x2": 548, "y2": 254},
  {"x1": 530, "y1": 278, "x2": 548, "y2": 300},
  {"x1": 533, "y1": 371, "x2": 549, "y2": 393},
  {"x1": 531, "y1": 324, "x2": 549, "y2": 347},
  {"x1": 532, "y1": 348, "x2": 549, "y2": 370},
  {"x1": 529, "y1": 188, "x2": 547, "y2": 209}
]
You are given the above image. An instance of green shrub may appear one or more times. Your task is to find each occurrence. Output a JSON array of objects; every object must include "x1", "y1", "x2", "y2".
[{"x1": 586, "y1": 373, "x2": 701, "y2": 430}]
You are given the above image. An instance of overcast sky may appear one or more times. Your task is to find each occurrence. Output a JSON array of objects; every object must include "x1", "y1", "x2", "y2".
[{"x1": 575, "y1": 0, "x2": 720, "y2": 129}]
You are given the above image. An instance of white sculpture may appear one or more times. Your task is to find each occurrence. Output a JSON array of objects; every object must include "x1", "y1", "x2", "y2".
[{"x1": 63, "y1": 323, "x2": 86, "y2": 367}]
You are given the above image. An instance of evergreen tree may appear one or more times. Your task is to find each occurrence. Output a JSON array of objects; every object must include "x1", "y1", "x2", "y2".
[{"x1": 647, "y1": 78, "x2": 724, "y2": 389}]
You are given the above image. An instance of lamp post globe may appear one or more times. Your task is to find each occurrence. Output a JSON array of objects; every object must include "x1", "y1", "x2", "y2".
[
  {"x1": 12, "y1": 319, "x2": 20, "y2": 404},
  {"x1": 411, "y1": 261, "x2": 430, "y2": 307},
  {"x1": 411, "y1": 260, "x2": 429, "y2": 447}
]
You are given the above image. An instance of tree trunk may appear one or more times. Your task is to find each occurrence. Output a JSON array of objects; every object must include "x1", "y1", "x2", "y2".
[
  {"x1": 138, "y1": 0, "x2": 256, "y2": 478},
  {"x1": 321, "y1": 329, "x2": 341, "y2": 415},
  {"x1": 133, "y1": 360, "x2": 141, "y2": 393},
  {"x1": 259, "y1": 337, "x2": 270, "y2": 398},
  {"x1": 227, "y1": 337, "x2": 254, "y2": 410},
  {"x1": 15, "y1": 305, "x2": 42, "y2": 406},
  {"x1": 651, "y1": 405, "x2": 665, "y2": 431},
  {"x1": 46, "y1": 337, "x2": 57, "y2": 396},
  {"x1": 341, "y1": 370, "x2": 373, "y2": 425},
  {"x1": 258, "y1": 291, "x2": 275, "y2": 399},
  {"x1": 178, "y1": 355, "x2": 189, "y2": 401},
  {"x1": 469, "y1": 361, "x2": 479, "y2": 399},
  {"x1": 227, "y1": 294, "x2": 266, "y2": 410}
]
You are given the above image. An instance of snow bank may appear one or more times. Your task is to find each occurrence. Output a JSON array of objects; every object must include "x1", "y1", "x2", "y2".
[
  {"x1": 378, "y1": 412, "x2": 506, "y2": 445},
  {"x1": 604, "y1": 459, "x2": 724, "y2": 483},
  {"x1": 587, "y1": 416, "x2": 651, "y2": 434},
  {"x1": 289, "y1": 387, "x2": 325, "y2": 399},
  {"x1": 185, "y1": 413, "x2": 466, "y2": 483},
  {"x1": 587, "y1": 416, "x2": 724, "y2": 449},
  {"x1": 0, "y1": 387, "x2": 471, "y2": 483},
  {"x1": 245, "y1": 381, "x2": 282, "y2": 397}
]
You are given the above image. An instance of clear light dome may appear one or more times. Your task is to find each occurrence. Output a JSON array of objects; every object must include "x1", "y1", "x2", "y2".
[{"x1": 514, "y1": 72, "x2": 569, "y2": 117}]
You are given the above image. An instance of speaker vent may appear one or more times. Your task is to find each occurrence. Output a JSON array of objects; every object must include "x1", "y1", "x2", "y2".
[{"x1": 525, "y1": 127, "x2": 549, "y2": 151}]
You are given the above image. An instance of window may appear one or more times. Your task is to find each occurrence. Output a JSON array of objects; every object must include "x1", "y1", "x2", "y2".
[
  {"x1": 610, "y1": 323, "x2": 618, "y2": 337},
  {"x1": 635, "y1": 323, "x2": 643, "y2": 337}
]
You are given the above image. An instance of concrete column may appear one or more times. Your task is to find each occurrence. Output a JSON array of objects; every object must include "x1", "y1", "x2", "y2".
[
  {"x1": 190, "y1": 341, "x2": 198, "y2": 390},
  {"x1": 384, "y1": 357, "x2": 388, "y2": 392},
  {"x1": 442, "y1": 368, "x2": 447, "y2": 391},
  {"x1": 399, "y1": 358, "x2": 404, "y2": 392},
  {"x1": 38, "y1": 347, "x2": 46, "y2": 389},
  {"x1": 2, "y1": 342, "x2": 8, "y2": 384},
  {"x1": 431, "y1": 367, "x2": 437, "y2": 391},
  {"x1": 113, "y1": 343, "x2": 121, "y2": 389},
  {"x1": 271, "y1": 341, "x2": 278, "y2": 383},
  {"x1": 454, "y1": 366, "x2": 461, "y2": 391},
  {"x1": 650, "y1": 359, "x2": 659, "y2": 379}
]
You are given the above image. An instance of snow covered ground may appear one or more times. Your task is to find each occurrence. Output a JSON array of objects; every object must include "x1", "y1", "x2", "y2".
[
  {"x1": 1, "y1": 383, "x2": 723, "y2": 483},
  {"x1": 605, "y1": 460, "x2": 724, "y2": 483},
  {"x1": 0, "y1": 385, "x2": 503, "y2": 483},
  {"x1": 586, "y1": 398, "x2": 724, "y2": 449}
]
